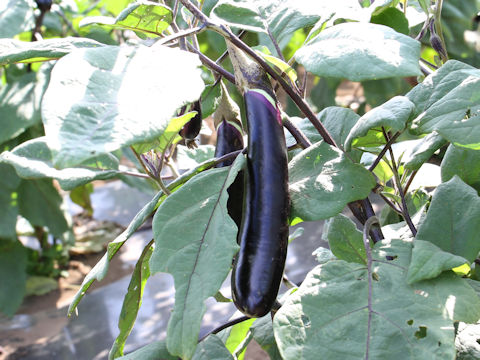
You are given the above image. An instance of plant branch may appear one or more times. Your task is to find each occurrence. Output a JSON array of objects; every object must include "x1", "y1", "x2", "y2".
[
  {"x1": 198, "y1": 316, "x2": 250, "y2": 343},
  {"x1": 368, "y1": 132, "x2": 401, "y2": 172},
  {"x1": 362, "y1": 216, "x2": 378, "y2": 360},
  {"x1": 282, "y1": 114, "x2": 312, "y2": 149},
  {"x1": 179, "y1": 0, "x2": 338, "y2": 147},
  {"x1": 158, "y1": 25, "x2": 206, "y2": 46},
  {"x1": 186, "y1": 42, "x2": 236, "y2": 84},
  {"x1": 267, "y1": 27, "x2": 285, "y2": 61},
  {"x1": 403, "y1": 170, "x2": 418, "y2": 195},
  {"x1": 382, "y1": 129, "x2": 417, "y2": 236},
  {"x1": 379, "y1": 193, "x2": 403, "y2": 215}
]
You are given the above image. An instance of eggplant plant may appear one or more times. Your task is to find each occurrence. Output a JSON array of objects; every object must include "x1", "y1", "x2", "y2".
[{"x1": 1, "y1": 0, "x2": 480, "y2": 359}]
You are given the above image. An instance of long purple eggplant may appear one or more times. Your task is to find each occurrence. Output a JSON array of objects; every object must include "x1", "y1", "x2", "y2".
[{"x1": 232, "y1": 88, "x2": 289, "y2": 318}]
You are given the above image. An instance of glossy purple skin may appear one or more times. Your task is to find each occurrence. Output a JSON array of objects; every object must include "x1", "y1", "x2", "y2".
[
  {"x1": 180, "y1": 100, "x2": 202, "y2": 140},
  {"x1": 232, "y1": 90, "x2": 289, "y2": 318},
  {"x1": 215, "y1": 119, "x2": 245, "y2": 229}
]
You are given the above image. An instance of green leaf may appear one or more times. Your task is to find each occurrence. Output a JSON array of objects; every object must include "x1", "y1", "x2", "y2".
[
  {"x1": 201, "y1": 82, "x2": 222, "y2": 119},
  {"x1": 345, "y1": 96, "x2": 416, "y2": 150},
  {"x1": 0, "y1": 66, "x2": 51, "y2": 144},
  {"x1": 403, "y1": 132, "x2": 447, "y2": 171},
  {"x1": 192, "y1": 335, "x2": 233, "y2": 360},
  {"x1": 370, "y1": 6, "x2": 409, "y2": 35},
  {"x1": 274, "y1": 239, "x2": 480, "y2": 360},
  {"x1": 323, "y1": 214, "x2": 367, "y2": 264},
  {"x1": 255, "y1": 50, "x2": 297, "y2": 83},
  {"x1": 288, "y1": 141, "x2": 376, "y2": 221},
  {"x1": 25, "y1": 276, "x2": 58, "y2": 296},
  {"x1": 415, "y1": 176, "x2": 480, "y2": 262},
  {"x1": 176, "y1": 145, "x2": 216, "y2": 169},
  {"x1": 0, "y1": 163, "x2": 20, "y2": 239},
  {"x1": 406, "y1": 60, "x2": 480, "y2": 149},
  {"x1": 211, "y1": 0, "x2": 320, "y2": 45},
  {"x1": 117, "y1": 340, "x2": 176, "y2": 360},
  {"x1": 110, "y1": 242, "x2": 153, "y2": 359},
  {"x1": 0, "y1": 137, "x2": 120, "y2": 191},
  {"x1": 224, "y1": 318, "x2": 255, "y2": 359},
  {"x1": 407, "y1": 240, "x2": 468, "y2": 284},
  {"x1": 0, "y1": 38, "x2": 105, "y2": 66},
  {"x1": 441, "y1": 144, "x2": 480, "y2": 193},
  {"x1": 68, "y1": 190, "x2": 164, "y2": 316},
  {"x1": 285, "y1": 107, "x2": 361, "y2": 160},
  {"x1": 69, "y1": 183, "x2": 94, "y2": 216},
  {"x1": 42, "y1": 44, "x2": 204, "y2": 168},
  {"x1": 251, "y1": 316, "x2": 282, "y2": 360},
  {"x1": 0, "y1": 240, "x2": 27, "y2": 317},
  {"x1": 17, "y1": 179, "x2": 73, "y2": 243},
  {"x1": 0, "y1": 0, "x2": 34, "y2": 38},
  {"x1": 295, "y1": 22, "x2": 421, "y2": 81},
  {"x1": 133, "y1": 111, "x2": 196, "y2": 154},
  {"x1": 149, "y1": 155, "x2": 245, "y2": 359},
  {"x1": 80, "y1": 1, "x2": 173, "y2": 37}
]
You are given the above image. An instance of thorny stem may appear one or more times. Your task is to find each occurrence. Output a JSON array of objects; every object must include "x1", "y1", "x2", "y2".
[
  {"x1": 382, "y1": 129, "x2": 417, "y2": 236},
  {"x1": 198, "y1": 316, "x2": 250, "y2": 343},
  {"x1": 368, "y1": 132, "x2": 401, "y2": 172},
  {"x1": 362, "y1": 216, "x2": 379, "y2": 360}
]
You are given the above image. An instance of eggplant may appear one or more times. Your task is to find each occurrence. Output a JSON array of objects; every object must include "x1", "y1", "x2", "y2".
[
  {"x1": 179, "y1": 100, "x2": 202, "y2": 148},
  {"x1": 231, "y1": 88, "x2": 289, "y2": 318},
  {"x1": 35, "y1": 0, "x2": 52, "y2": 12},
  {"x1": 215, "y1": 119, "x2": 244, "y2": 228}
]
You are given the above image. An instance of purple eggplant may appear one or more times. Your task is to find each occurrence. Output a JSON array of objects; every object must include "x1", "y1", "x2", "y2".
[
  {"x1": 179, "y1": 100, "x2": 202, "y2": 148},
  {"x1": 231, "y1": 89, "x2": 289, "y2": 318}
]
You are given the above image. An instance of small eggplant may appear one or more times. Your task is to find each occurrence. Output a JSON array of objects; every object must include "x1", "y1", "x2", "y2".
[
  {"x1": 179, "y1": 100, "x2": 202, "y2": 148},
  {"x1": 215, "y1": 119, "x2": 244, "y2": 228},
  {"x1": 214, "y1": 82, "x2": 245, "y2": 229},
  {"x1": 232, "y1": 88, "x2": 289, "y2": 318}
]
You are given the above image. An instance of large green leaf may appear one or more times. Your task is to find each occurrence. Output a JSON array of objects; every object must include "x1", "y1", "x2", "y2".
[
  {"x1": 42, "y1": 44, "x2": 204, "y2": 168},
  {"x1": 149, "y1": 155, "x2": 245, "y2": 359},
  {"x1": 192, "y1": 335, "x2": 234, "y2": 360},
  {"x1": 17, "y1": 179, "x2": 73, "y2": 243},
  {"x1": 0, "y1": 0, "x2": 34, "y2": 38},
  {"x1": 68, "y1": 190, "x2": 164, "y2": 316},
  {"x1": 407, "y1": 60, "x2": 480, "y2": 149},
  {"x1": 288, "y1": 141, "x2": 376, "y2": 221},
  {"x1": 274, "y1": 239, "x2": 480, "y2": 360},
  {"x1": 117, "y1": 341, "x2": 176, "y2": 360},
  {"x1": 0, "y1": 137, "x2": 119, "y2": 191},
  {"x1": 441, "y1": 144, "x2": 480, "y2": 193},
  {"x1": 211, "y1": 0, "x2": 321, "y2": 45},
  {"x1": 295, "y1": 22, "x2": 421, "y2": 81},
  {"x1": 0, "y1": 240, "x2": 27, "y2": 317},
  {"x1": 415, "y1": 176, "x2": 480, "y2": 263},
  {"x1": 0, "y1": 38, "x2": 105, "y2": 66},
  {"x1": 323, "y1": 214, "x2": 367, "y2": 265},
  {"x1": 80, "y1": 1, "x2": 173, "y2": 38},
  {"x1": 345, "y1": 96, "x2": 415, "y2": 151},
  {"x1": 0, "y1": 164, "x2": 21, "y2": 239},
  {"x1": 285, "y1": 107, "x2": 360, "y2": 153},
  {"x1": 251, "y1": 316, "x2": 282, "y2": 360},
  {"x1": 362, "y1": 77, "x2": 413, "y2": 108},
  {"x1": 0, "y1": 66, "x2": 51, "y2": 144},
  {"x1": 406, "y1": 240, "x2": 468, "y2": 284},
  {"x1": 110, "y1": 243, "x2": 153, "y2": 359},
  {"x1": 403, "y1": 132, "x2": 447, "y2": 171}
]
